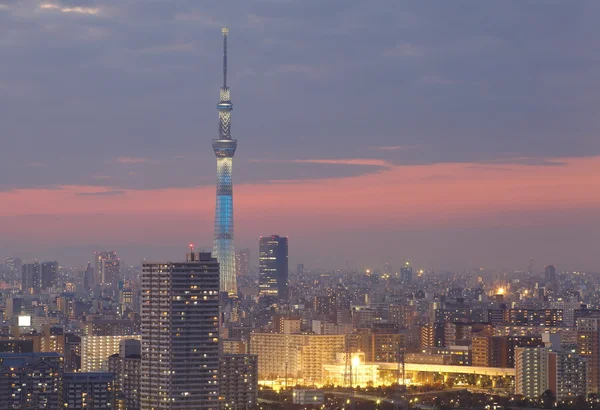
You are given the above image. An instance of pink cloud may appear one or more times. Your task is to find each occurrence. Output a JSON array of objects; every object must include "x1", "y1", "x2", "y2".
[{"x1": 1, "y1": 156, "x2": 599, "y2": 244}]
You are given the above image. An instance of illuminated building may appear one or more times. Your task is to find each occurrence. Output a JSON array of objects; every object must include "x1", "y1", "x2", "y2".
[
  {"x1": 549, "y1": 349, "x2": 587, "y2": 400},
  {"x1": 389, "y1": 304, "x2": 415, "y2": 329},
  {"x1": 64, "y1": 333, "x2": 81, "y2": 371},
  {"x1": 40, "y1": 325, "x2": 65, "y2": 354},
  {"x1": 0, "y1": 352, "x2": 63, "y2": 408},
  {"x1": 371, "y1": 332, "x2": 405, "y2": 362},
  {"x1": 420, "y1": 324, "x2": 445, "y2": 349},
  {"x1": 85, "y1": 317, "x2": 137, "y2": 336},
  {"x1": 219, "y1": 354, "x2": 258, "y2": 408},
  {"x1": 514, "y1": 347, "x2": 549, "y2": 398},
  {"x1": 235, "y1": 249, "x2": 250, "y2": 277},
  {"x1": 63, "y1": 372, "x2": 115, "y2": 408},
  {"x1": 108, "y1": 340, "x2": 141, "y2": 410},
  {"x1": 213, "y1": 27, "x2": 238, "y2": 296},
  {"x1": 140, "y1": 251, "x2": 220, "y2": 409},
  {"x1": 577, "y1": 317, "x2": 600, "y2": 393},
  {"x1": 273, "y1": 316, "x2": 301, "y2": 334},
  {"x1": 249, "y1": 333, "x2": 346, "y2": 385},
  {"x1": 259, "y1": 235, "x2": 289, "y2": 300},
  {"x1": 81, "y1": 335, "x2": 141, "y2": 372},
  {"x1": 0, "y1": 339, "x2": 33, "y2": 353},
  {"x1": 95, "y1": 251, "x2": 120, "y2": 288},
  {"x1": 57, "y1": 293, "x2": 76, "y2": 320},
  {"x1": 4, "y1": 257, "x2": 22, "y2": 276},
  {"x1": 221, "y1": 339, "x2": 247, "y2": 354},
  {"x1": 400, "y1": 259, "x2": 412, "y2": 283},
  {"x1": 322, "y1": 352, "x2": 379, "y2": 387},
  {"x1": 507, "y1": 309, "x2": 563, "y2": 326},
  {"x1": 351, "y1": 306, "x2": 377, "y2": 328}
]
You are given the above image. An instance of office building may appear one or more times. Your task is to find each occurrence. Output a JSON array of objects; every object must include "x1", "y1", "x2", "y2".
[
  {"x1": 40, "y1": 261, "x2": 58, "y2": 289},
  {"x1": 95, "y1": 251, "x2": 120, "y2": 287},
  {"x1": 63, "y1": 372, "x2": 115, "y2": 408},
  {"x1": 0, "y1": 352, "x2": 63, "y2": 408},
  {"x1": 141, "y1": 251, "x2": 220, "y2": 409},
  {"x1": 259, "y1": 235, "x2": 289, "y2": 300},
  {"x1": 21, "y1": 262, "x2": 41, "y2": 294},
  {"x1": 400, "y1": 259, "x2": 412, "y2": 283},
  {"x1": 213, "y1": 27, "x2": 238, "y2": 296},
  {"x1": 235, "y1": 249, "x2": 250, "y2": 277},
  {"x1": 81, "y1": 335, "x2": 141, "y2": 372},
  {"x1": 219, "y1": 354, "x2": 258, "y2": 408}
]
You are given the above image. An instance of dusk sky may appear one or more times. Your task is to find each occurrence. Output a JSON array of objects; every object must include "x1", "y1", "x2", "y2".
[{"x1": 1, "y1": 0, "x2": 600, "y2": 272}]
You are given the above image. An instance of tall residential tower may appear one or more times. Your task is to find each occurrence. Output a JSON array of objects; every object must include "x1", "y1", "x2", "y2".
[
  {"x1": 213, "y1": 27, "x2": 237, "y2": 296},
  {"x1": 140, "y1": 251, "x2": 220, "y2": 409}
]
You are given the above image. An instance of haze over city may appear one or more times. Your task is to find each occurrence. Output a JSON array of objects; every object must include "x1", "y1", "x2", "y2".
[{"x1": 1, "y1": 0, "x2": 599, "y2": 271}]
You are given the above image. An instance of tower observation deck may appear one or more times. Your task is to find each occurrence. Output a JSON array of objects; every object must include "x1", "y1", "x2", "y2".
[{"x1": 213, "y1": 27, "x2": 237, "y2": 295}]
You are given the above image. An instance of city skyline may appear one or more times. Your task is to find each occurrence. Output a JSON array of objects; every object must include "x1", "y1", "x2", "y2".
[{"x1": 1, "y1": 1, "x2": 600, "y2": 271}]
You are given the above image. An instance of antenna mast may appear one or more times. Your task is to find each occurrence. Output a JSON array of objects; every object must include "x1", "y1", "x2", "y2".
[{"x1": 222, "y1": 27, "x2": 229, "y2": 88}]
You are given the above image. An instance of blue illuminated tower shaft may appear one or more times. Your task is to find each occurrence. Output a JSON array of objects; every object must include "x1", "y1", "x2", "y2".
[{"x1": 213, "y1": 27, "x2": 237, "y2": 295}]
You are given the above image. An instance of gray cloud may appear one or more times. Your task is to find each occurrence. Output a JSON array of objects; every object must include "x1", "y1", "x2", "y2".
[{"x1": 0, "y1": 0, "x2": 599, "y2": 192}]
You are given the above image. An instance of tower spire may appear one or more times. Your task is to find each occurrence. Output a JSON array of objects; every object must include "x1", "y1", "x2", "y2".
[{"x1": 222, "y1": 27, "x2": 228, "y2": 88}]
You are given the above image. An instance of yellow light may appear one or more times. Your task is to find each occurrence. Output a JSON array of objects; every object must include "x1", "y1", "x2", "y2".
[
  {"x1": 497, "y1": 287, "x2": 505, "y2": 295},
  {"x1": 352, "y1": 356, "x2": 360, "y2": 367}
]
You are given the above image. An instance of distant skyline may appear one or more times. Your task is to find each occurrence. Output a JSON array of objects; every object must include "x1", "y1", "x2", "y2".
[{"x1": 1, "y1": 1, "x2": 599, "y2": 271}]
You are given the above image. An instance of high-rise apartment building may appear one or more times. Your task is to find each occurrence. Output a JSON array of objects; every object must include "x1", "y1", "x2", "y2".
[
  {"x1": 259, "y1": 235, "x2": 289, "y2": 300},
  {"x1": 63, "y1": 372, "x2": 116, "y2": 408},
  {"x1": 141, "y1": 251, "x2": 220, "y2": 409},
  {"x1": 549, "y1": 349, "x2": 587, "y2": 400},
  {"x1": 577, "y1": 317, "x2": 600, "y2": 393},
  {"x1": 109, "y1": 339, "x2": 141, "y2": 410},
  {"x1": 235, "y1": 249, "x2": 250, "y2": 277},
  {"x1": 213, "y1": 27, "x2": 238, "y2": 296},
  {"x1": 515, "y1": 347, "x2": 549, "y2": 398},
  {"x1": 219, "y1": 354, "x2": 258, "y2": 408},
  {"x1": 95, "y1": 251, "x2": 120, "y2": 287},
  {"x1": 40, "y1": 261, "x2": 58, "y2": 289},
  {"x1": 249, "y1": 333, "x2": 346, "y2": 385},
  {"x1": 81, "y1": 335, "x2": 141, "y2": 372},
  {"x1": 0, "y1": 352, "x2": 64, "y2": 408}
]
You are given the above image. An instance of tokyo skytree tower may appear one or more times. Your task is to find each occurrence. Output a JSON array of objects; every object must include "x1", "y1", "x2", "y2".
[{"x1": 212, "y1": 27, "x2": 237, "y2": 295}]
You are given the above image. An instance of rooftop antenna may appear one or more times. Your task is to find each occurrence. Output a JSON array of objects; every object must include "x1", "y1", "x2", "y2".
[{"x1": 222, "y1": 27, "x2": 229, "y2": 88}]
